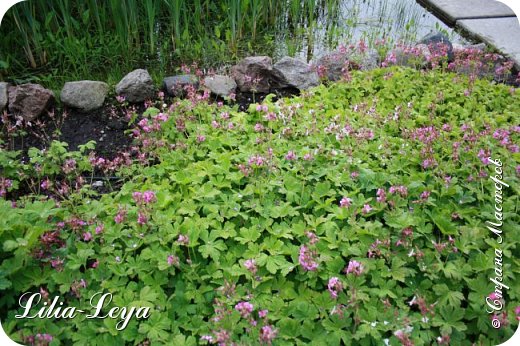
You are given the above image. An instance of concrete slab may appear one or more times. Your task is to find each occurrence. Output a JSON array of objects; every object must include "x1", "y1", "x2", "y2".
[
  {"x1": 417, "y1": 0, "x2": 516, "y2": 25},
  {"x1": 457, "y1": 17, "x2": 520, "y2": 68}
]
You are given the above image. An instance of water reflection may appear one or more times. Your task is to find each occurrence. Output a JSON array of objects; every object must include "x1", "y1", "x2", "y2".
[{"x1": 271, "y1": 0, "x2": 466, "y2": 61}]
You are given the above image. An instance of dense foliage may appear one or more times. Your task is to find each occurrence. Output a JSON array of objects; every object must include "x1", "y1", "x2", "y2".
[{"x1": 1, "y1": 67, "x2": 519, "y2": 345}]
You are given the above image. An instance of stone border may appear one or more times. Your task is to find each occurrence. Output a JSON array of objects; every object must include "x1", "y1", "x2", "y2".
[{"x1": 0, "y1": 32, "x2": 517, "y2": 121}]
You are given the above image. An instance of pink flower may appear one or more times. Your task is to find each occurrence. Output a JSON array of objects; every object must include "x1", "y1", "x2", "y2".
[
  {"x1": 254, "y1": 123, "x2": 264, "y2": 132},
  {"x1": 264, "y1": 112, "x2": 277, "y2": 121},
  {"x1": 285, "y1": 151, "x2": 297, "y2": 161},
  {"x1": 62, "y1": 159, "x2": 77, "y2": 174},
  {"x1": 167, "y1": 255, "x2": 179, "y2": 266},
  {"x1": 327, "y1": 277, "x2": 343, "y2": 299},
  {"x1": 389, "y1": 185, "x2": 408, "y2": 197},
  {"x1": 478, "y1": 149, "x2": 491, "y2": 165},
  {"x1": 200, "y1": 335, "x2": 214, "y2": 343},
  {"x1": 91, "y1": 259, "x2": 99, "y2": 268},
  {"x1": 361, "y1": 204, "x2": 372, "y2": 214},
  {"x1": 259, "y1": 309, "x2": 268, "y2": 318},
  {"x1": 82, "y1": 232, "x2": 92, "y2": 242},
  {"x1": 376, "y1": 188, "x2": 386, "y2": 203},
  {"x1": 299, "y1": 245, "x2": 318, "y2": 271},
  {"x1": 142, "y1": 191, "x2": 156, "y2": 203},
  {"x1": 35, "y1": 334, "x2": 53, "y2": 343},
  {"x1": 40, "y1": 179, "x2": 51, "y2": 190},
  {"x1": 422, "y1": 158, "x2": 437, "y2": 169},
  {"x1": 244, "y1": 259, "x2": 257, "y2": 274},
  {"x1": 420, "y1": 191, "x2": 430, "y2": 200},
  {"x1": 344, "y1": 260, "x2": 364, "y2": 276},
  {"x1": 340, "y1": 196, "x2": 352, "y2": 208},
  {"x1": 178, "y1": 234, "x2": 189, "y2": 245},
  {"x1": 197, "y1": 135, "x2": 206, "y2": 142},
  {"x1": 489, "y1": 292, "x2": 499, "y2": 300},
  {"x1": 303, "y1": 153, "x2": 313, "y2": 161},
  {"x1": 114, "y1": 208, "x2": 127, "y2": 224},
  {"x1": 306, "y1": 231, "x2": 319, "y2": 245},
  {"x1": 350, "y1": 171, "x2": 359, "y2": 179},
  {"x1": 137, "y1": 211, "x2": 148, "y2": 225},
  {"x1": 95, "y1": 224, "x2": 104, "y2": 234},
  {"x1": 235, "y1": 301, "x2": 254, "y2": 318},
  {"x1": 259, "y1": 325, "x2": 278, "y2": 345},
  {"x1": 248, "y1": 155, "x2": 266, "y2": 167}
]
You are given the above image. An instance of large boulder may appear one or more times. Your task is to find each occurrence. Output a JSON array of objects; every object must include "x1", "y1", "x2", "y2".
[
  {"x1": 60, "y1": 81, "x2": 108, "y2": 112},
  {"x1": 273, "y1": 57, "x2": 319, "y2": 90},
  {"x1": 316, "y1": 52, "x2": 360, "y2": 81},
  {"x1": 0, "y1": 82, "x2": 8, "y2": 111},
  {"x1": 203, "y1": 75, "x2": 236, "y2": 97},
  {"x1": 231, "y1": 56, "x2": 284, "y2": 93},
  {"x1": 418, "y1": 32, "x2": 454, "y2": 62},
  {"x1": 163, "y1": 75, "x2": 198, "y2": 96},
  {"x1": 8, "y1": 83, "x2": 54, "y2": 121},
  {"x1": 115, "y1": 69, "x2": 155, "y2": 103}
]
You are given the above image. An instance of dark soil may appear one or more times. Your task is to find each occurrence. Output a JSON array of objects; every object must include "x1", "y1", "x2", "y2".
[{"x1": 6, "y1": 104, "x2": 134, "y2": 160}]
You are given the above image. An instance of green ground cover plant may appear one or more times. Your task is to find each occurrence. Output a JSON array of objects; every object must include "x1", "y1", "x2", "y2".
[{"x1": 0, "y1": 66, "x2": 519, "y2": 345}]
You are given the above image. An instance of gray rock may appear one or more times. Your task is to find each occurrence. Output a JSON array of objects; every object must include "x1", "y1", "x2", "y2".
[
  {"x1": 0, "y1": 82, "x2": 8, "y2": 111},
  {"x1": 231, "y1": 56, "x2": 283, "y2": 93},
  {"x1": 8, "y1": 83, "x2": 54, "y2": 121},
  {"x1": 115, "y1": 69, "x2": 155, "y2": 103},
  {"x1": 316, "y1": 52, "x2": 349, "y2": 81},
  {"x1": 60, "y1": 81, "x2": 108, "y2": 112},
  {"x1": 163, "y1": 75, "x2": 198, "y2": 96},
  {"x1": 418, "y1": 32, "x2": 454, "y2": 61},
  {"x1": 203, "y1": 75, "x2": 236, "y2": 97},
  {"x1": 273, "y1": 57, "x2": 319, "y2": 90}
]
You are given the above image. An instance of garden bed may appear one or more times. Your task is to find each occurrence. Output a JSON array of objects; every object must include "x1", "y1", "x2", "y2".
[{"x1": 0, "y1": 66, "x2": 519, "y2": 345}]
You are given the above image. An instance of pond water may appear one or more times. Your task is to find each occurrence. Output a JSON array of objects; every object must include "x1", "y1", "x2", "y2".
[{"x1": 270, "y1": 0, "x2": 467, "y2": 61}]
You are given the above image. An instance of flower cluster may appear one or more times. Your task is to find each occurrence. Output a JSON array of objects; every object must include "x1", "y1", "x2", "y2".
[
  {"x1": 234, "y1": 301, "x2": 254, "y2": 318},
  {"x1": 344, "y1": 260, "x2": 364, "y2": 276},
  {"x1": 299, "y1": 245, "x2": 319, "y2": 271}
]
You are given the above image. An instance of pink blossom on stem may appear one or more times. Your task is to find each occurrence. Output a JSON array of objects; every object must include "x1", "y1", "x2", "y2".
[
  {"x1": 327, "y1": 277, "x2": 343, "y2": 299},
  {"x1": 340, "y1": 196, "x2": 352, "y2": 208},
  {"x1": 376, "y1": 188, "x2": 386, "y2": 203},
  {"x1": 82, "y1": 232, "x2": 92, "y2": 242},
  {"x1": 244, "y1": 259, "x2": 257, "y2": 274},
  {"x1": 299, "y1": 245, "x2": 318, "y2": 271},
  {"x1": 285, "y1": 151, "x2": 297, "y2": 161},
  {"x1": 167, "y1": 255, "x2": 179, "y2": 266},
  {"x1": 259, "y1": 325, "x2": 278, "y2": 345},
  {"x1": 178, "y1": 234, "x2": 189, "y2": 245},
  {"x1": 235, "y1": 301, "x2": 254, "y2": 318},
  {"x1": 344, "y1": 260, "x2": 364, "y2": 276}
]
